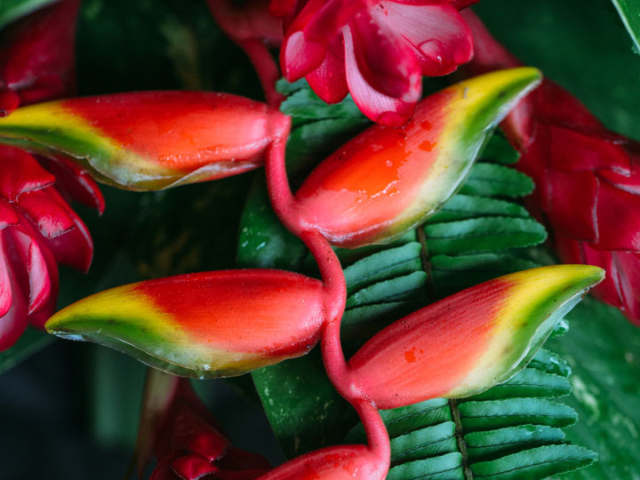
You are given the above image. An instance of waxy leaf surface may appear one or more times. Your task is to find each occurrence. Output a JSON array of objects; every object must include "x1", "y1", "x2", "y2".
[
  {"x1": 45, "y1": 270, "x2": 326, "y2": 378},
  {"x1": 349, "y1": 265, "x2": 604, "y2": 409},
  {"x1": 294, "y1": 68, "x2": 542, "y2": 248},
  {"x1": 0, "y1": 91, "x2": 284, "y2": 190}
]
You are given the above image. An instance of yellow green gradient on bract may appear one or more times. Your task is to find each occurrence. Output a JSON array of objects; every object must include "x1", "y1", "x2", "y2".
[
  {"x1": 0, "y1": 92, "x2": 276, "y2": 191},
  {"x1": 349, "y1": 265, "x2": 604, "y2": 409},
  {"x1": 296, "y1": 68, "x2": 542, "y2": 248},
  {"x1": 45, "y1": 271, "x2": 326, "y2": 379}
]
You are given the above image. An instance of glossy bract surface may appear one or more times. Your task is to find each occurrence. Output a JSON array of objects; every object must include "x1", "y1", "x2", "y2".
[
  {"x1": 349, "y1": 265, "x2": 604, "y2": 409},
  {"x1": 0, "y1": 91, "x2": 285, "y2": 191},
  {"x1": 256, "y1": 445, "x2": 386, "y2": 480},
  {"x1": 45, "y1": 270, "x2": 326, "y2": 377},
  {"x1": 295, "y1": 68, "x2": 542, "y2": 248}
]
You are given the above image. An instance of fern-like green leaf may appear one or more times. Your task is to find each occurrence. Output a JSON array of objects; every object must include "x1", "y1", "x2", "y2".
[{"x1": 237, "y1": 81, "x2": 597, "y2": 479}]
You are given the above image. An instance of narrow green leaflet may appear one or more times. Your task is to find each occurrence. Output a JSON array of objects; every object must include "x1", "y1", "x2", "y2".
[
  {"x1": 238, "y1": 80, "x2": 596, "y2": 479},
  {"x1": 609, "y1": 0, "x2": 640, "y2": 54}
]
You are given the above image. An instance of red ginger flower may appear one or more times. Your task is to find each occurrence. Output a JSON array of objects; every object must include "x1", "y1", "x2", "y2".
[
  {"x1": 0, "y1": 146, "x2": 101, "y2": 350},
  {"x1": 463, "y1": 10, "x2": 640, "y2": 325},
  {"x1": 0, "y1": 0, "x2": 101, "y2": 349},
  {"x1": 149, "y1": 378, "x2": 270, "y2": 480},
  {"x1": 276, "y1": 0, "x2": 478, "y2": 126}
]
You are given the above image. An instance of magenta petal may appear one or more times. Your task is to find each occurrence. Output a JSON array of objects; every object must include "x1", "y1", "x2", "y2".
[
  {"x1": 594, "y1": 180, "x2": 640, "y2": 251},
  {"x1": 0, "y1": 146, "x2": 55, "y2": 200},
  {"x1": 343, "y1": 26, "x2": 419, "y2": 126},
  {"x1": 614, "y1": 252, "x2": 640, "y2": 325},
  {"x1": 0, "y1": 254, "x2": 28, "y2": 351},
  {"x1": 548, "y1": 125, "x2": 631, "y2": 173},
  {"x1": 350, "y1": 10, "x2": 421, "y2": 99},
  {"x1": 535, "y1": 81, "x2": 603, "y2": 130},
  {"x1": 578, "y1": 241, "x2": 624, "y2": 309},
  {"x1": 171, "y1": 454, "x2": 219, "y2": 480},
  {"x1": 38, "y1": 207, "x2": 93, "y2": 272},
  {"x1": 0, "y1": 199, "x2": 19, "y2": 229},
  {"x1": 16, "y1": 188, "x2": 76, "y2": 239},
  {"x1": 546, "y1": 170, "x2": 599, "y2": 241},
  {"x1": 384, "y1": 3, "x2": 473, "y2": 77},
  {"x1": 306, "y1": 37, "x2": 348, "y2": 103},
  {"x1": 37, "y1": 155, "x2": 106, "y2": 214},
  {"x1": 9, "y1": 229, "x2": 52, "y2": 315},
  {"x1": 0, "y1": 231, "x2": 13, "y2": 318}
]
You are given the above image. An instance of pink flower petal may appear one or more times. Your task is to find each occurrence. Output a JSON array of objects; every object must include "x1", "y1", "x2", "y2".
[
  {"x1": 614, "y1": 251, "x2": 640, "y2": 325},
  {"x1": 0, "y1": 231, "x2": 13, "y2": 318},
  {"x1": 343, "y1": 25, "x2": 419, "y2": 126},
  {"x1": 306, "y1": 37, "x2": 348, "y2": 103},
  {"x1": 547, "y1": 170, "x2": 599, "y2": 241},
  {"x1": 171, "y1": 454, "x2": 219, "y2": 480},
  {"x1": 350, "y1": 9, "x2": 421, "y2": 99},
  {"x1": 383, "y1": 2, "x2": 473, "y2": 76},
  {"x1": 0, "y1": 146, "x2": 55, "y2": 201},
  {"x1": 0, "y1": 247, "x2": 29, "y2": 351},
  {"x1": 0, "y1": 199, "x2": 19, "y2": 229},
  {"x1": 578, "y1": 242, "x2": 625, "y2": 309},
  {"x1": 594, "y1": 180, "x2": 640, "y2": 251},
  {"x1": 15, "y1": 187, "x2": 76, "y2": 239}
]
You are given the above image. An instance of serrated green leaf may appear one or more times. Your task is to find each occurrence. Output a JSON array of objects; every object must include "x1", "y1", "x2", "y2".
[
  {"x1": 428, "y1": 194, "x2": 530, "y2": 223},
  {"x1": 471, "y1": 445, "x2": 597, "y2": 480},
  {"x1": 390, "y1": 422, "x2": 458, "y2": 465},
  {"x1": 465, "y1": 425, "x2": 566, "y2": 462},
  {"x1": 528, "y1": 349, "x2": 572, "y2": 378},
  {"x1": 459, "y1": 399, "x2": 578, "y2": 431},
  {"x1": 343, "y1": 242, "x2": 423, "y2": 294},
  {"x1": 345, "y1": 271, "x2": 428, "y2": 308},
  {"x1": 424, "y1": 218, "x2": 547, "y2": 256},
  {"x1": 388, "y1": 452, "x2": 465, "y2": 480},
  {"x1": 469, "y1": 368, "x2": 571, "y2": 401},
  {"x1": 460, "y1": 163, "x2": 534, "y2": 198}
]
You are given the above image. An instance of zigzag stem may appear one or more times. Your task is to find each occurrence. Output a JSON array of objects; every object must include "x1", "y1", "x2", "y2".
[{"x1": 265, "y1": 113, "x2": 391, "y2": 473}]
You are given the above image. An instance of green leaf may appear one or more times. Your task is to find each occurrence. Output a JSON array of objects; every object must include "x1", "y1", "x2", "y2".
[
  {"x1": 470, "y1": 445, "x2": 597, "y2": 480},
  {"x1": 0, "y1": 0, "x2": 55, "y2": 30},
  {"x1": 609, "y1": 0, "x2": 640, "y2": 55},
  {"x1": 238, "y1": 80, "x2": 595, "y2": 480},
  {"x1": 460, "y1": 163, "x2": 534, "y2": 198}
]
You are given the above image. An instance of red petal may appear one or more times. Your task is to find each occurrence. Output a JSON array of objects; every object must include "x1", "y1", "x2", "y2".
[
  {"x1": 306, "y1": 36, "x2": 348, "y2": 103},
  {"x1": 16, "y1": 188, "x2": 76, "y2": 238},
  {"x1": 0, "y1": 90, "x2": 20, "y2": 116},
  {"x1": 0, "y1": 199, "x2": 19, "y2": 229},
  {"x1": 598, "y1": 155, "x2": 640, "y2": 195},
  {"x1": 548, "y1": 124, "x2": 631, "y2": 173},
  {"x1": 39, "y1": 204, "x2": 93, "y2": 272},
  {"x1": 217, "y1": 447, "x2": 272, "y2": 472},
  {"x1": 534, "y1": 81, "x2": 602, "y2": 130},
  {"x1": 594, "y1": 180, "x2": 640, "y2": 251},
  {"x1": 171, "y1": 454, "x2": 219, "y2": 480},
  {"x1": 350, "y1": 9, "x2": 421, "y2": 98},
  {"x1": 343, "y1": 26, "x2": 418, "y2": 126},
  {"x1": 384, "y1": 3, "x2": 473, "y2": 77},
  {"x1": 37, "y1": 154, "x2": 105, "y2": 214},
  {"x1": 614, "y1": 252, "x2": 640, "y2": 325},
  {"x1": 172, "y1": 409, "x2": 229, "y2": 462},
  {"x1": 8, "y1": 229, "x2": 52, "y2": 315},
  {"x1": 0, "y1": 238, "x2": 28, "y2": 351},
  {"x1": 0, "y1": 231, "x2": 13, "y2": 318},
  {"x1": 579, "y1": 242, "x2": 625, "y2": 309},
  {"x1": 0, "y1": 146, "x2": 55, "y2": 200},
  {"x1": 546, "y1": 170, "x2": 599, "y2": 241}
]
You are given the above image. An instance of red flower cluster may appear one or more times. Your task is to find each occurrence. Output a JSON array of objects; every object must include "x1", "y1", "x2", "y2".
[
  {"x1": 0, "y1": 0, "x2": 100, "y2": 349},
  {"x1": 464, "y1": 10, "x2": 640, "y2": 325},
  {"x1": 273, "y1": 0, "x2": 478, "y2": 125},
  {"x1": 150, "y1": 379, "x2": 271, "y2": 480}
]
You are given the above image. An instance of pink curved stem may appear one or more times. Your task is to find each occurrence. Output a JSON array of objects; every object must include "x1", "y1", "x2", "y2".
[{"x1": 239, "y1": 39, "x2": 285, "y2": 108}]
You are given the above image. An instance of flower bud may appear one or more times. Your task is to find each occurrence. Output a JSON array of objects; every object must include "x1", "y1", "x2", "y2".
[
  {"x1": 45, "y1": 270, "x2": 326, "y2": 378},
  {"x1": 349, "y1": 265, "x2": 604, "y2": 409},
  {"x1": 0, "y1": 91, "x2": 286, "y2": 190},
  {"x1": 295, "y1": 68, "x2": 542, "y2": 248}
]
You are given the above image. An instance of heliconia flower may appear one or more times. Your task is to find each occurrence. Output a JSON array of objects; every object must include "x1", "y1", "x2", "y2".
[
  {"x1": 0, "y1": 0, "x2": 80, "y2": 115},
  {"x1": 463, "y1": 10, "x2": 640, "y2": 326},
  {"x1": 294, "y1": 68, "x2": 541, "y2": 248},
  {"x1": 348, "y1": 265, "x2": 604, "y2": 409},
  {"x1": 276, "y1": 0, "x2": 478, "y2": 126},
  {"x1": 0, "y1": 91, "x2": 289, "y2": 191},
  {"x1": 45, "y1": 270, "x2": 327, "y2": 377},
  {"x1": 255, "y1": 445, "x2": 386, "y2": 480},
  {"x1": 0, "y1": 145, "x2": 98, "y2": 350},
  {"x1": 136, "y1": 370, "x2": 270, "y2": 480}
]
